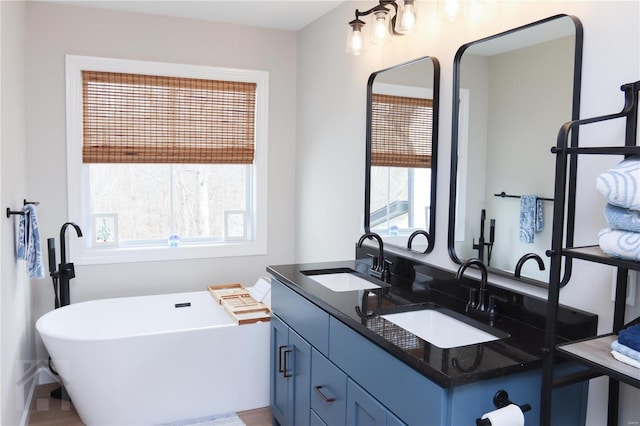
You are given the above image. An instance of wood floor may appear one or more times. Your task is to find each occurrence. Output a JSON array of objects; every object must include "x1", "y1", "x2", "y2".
[{"x1": 28, "y1": 383, "x2": 272, "y2": 426}]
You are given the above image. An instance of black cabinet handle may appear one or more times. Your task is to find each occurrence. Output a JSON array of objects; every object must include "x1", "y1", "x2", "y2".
[
  {"x1": 313, "y1": 386, "x2": 336, "y2": 403},
  {"x1": 283, "y1": 348, "x2": 292, "y2": 378},
  {"x1": 278, "y1": 345, "x2": 287, "y2": 373}
]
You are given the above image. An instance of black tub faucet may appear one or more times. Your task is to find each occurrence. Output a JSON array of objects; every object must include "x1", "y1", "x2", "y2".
[
  {"x1": 58, "y1": 222, "x2": 83, "y2": 306},
  {"x1": 514, "y1": 253, "x2": 546, "y2": 278}
]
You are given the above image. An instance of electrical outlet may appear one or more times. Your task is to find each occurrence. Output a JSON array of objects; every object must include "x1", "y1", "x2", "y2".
[{"x1": 611, "y1": 269, "x2": 638, "y2": 307}]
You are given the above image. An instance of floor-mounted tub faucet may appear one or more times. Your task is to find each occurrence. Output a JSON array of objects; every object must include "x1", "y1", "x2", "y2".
[
  {"x1": 58, "y1": 222, "x2": 83, "y2": 307},
  {"x1": 514, "y1": 253, "x2": 546, "y2": 278}
]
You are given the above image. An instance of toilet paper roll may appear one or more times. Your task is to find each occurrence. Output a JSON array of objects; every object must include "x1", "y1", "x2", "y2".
[{"x1": 480, "y1": 404, "x2": 525, "y2": 426}]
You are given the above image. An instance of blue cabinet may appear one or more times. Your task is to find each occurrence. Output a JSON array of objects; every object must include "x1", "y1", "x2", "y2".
[
  {"x1": 270, "y1": 314, "x2": 312, "y2": 426},
  {"x1": 270, "y1": 278, "x2": 587, "y2": 425},
  {"x1": 347, "y1": 379, "x2": 405, "y2": 426}
]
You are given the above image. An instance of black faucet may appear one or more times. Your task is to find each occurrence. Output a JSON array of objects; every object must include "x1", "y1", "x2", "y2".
[
  {"x1": 357, "y1": 232, "x2": 391, "y2": 282},
  {"x1": 456, "y1": 258, "x2": 506, "y2": 326},
  {"x1": 456, "y1": 259, "x2": 489, "y2": 312},
  {"x1": 58, "y1": 222, "x2": 83, "y2": 307},
  {"x1": 514, "y1": 253, "x2": 546, "y2": 278},
  {"x1": 407, "y1": 229, "x2": 431, "y2": 254}
]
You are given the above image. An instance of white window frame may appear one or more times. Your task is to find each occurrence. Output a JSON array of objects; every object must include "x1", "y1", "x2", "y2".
[{"x1": 65, "y1": 55, "x2": 268, "y2": 265}]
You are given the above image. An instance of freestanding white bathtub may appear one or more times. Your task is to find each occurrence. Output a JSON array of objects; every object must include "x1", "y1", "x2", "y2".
[{"x1": 36, "y1": 290, "x2": 270, "y2": 425}]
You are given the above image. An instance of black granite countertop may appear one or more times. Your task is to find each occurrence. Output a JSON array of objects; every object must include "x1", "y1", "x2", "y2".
[{"x1": 267, "y1": 249, "x2": 597, "y2": 388}]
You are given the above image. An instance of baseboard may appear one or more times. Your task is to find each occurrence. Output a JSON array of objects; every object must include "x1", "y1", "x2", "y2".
[{"x1": 19, "y1": 366, "x2": 61, "y2": 426}]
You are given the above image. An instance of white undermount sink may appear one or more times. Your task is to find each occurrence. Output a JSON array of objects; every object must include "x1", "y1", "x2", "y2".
[
  {"x1": 382, "y1": 309, "x2": 505, "y2": 348},
  {"x1": 304, "y1": 270, "x2": 381, "y2": 292}
]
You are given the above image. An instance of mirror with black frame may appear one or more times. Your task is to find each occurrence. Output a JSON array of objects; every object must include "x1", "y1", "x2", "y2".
[
  {"x1": 364, "y1": 56, "x2": 440, "y2": 254},
  {"x1": 448, "y1": 15, "x2": 582, "y2": 286}
]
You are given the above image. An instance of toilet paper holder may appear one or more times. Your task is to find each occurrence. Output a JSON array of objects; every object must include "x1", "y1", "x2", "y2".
[{"x1": 475, "y1": 389, "x2": 531, "y2": 426}]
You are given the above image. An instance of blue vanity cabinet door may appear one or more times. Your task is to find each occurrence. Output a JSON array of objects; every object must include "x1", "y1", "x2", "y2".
[
  {"x1": 289, "y1": 328, "x2": 312, "y2": 426},
  {"x1": 329, "y1": 317, "x2": 445, "y2": 425},
  {"x1": 347, "y1": 378, "x2": 398, "y2": 426},
  {"x1": 311, "y1": 348, "x2": 347, "y2": 426},
  {"x1": 270, "y1": 314, "x2": 312, "y2": 426},
  {"x1": 270, "y1": 315, "x2": 290, "y2": 425},
  {"x1": 272, "y1": 279, "x2": 330, "y2": 356}
]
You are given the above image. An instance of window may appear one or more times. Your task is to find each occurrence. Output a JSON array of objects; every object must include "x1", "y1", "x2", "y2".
[
  {"x1": 66, "y1": 56, "x2": 268, "y2": 264},
  {"x1": 369, "y1": 84, "x2": 433, "y2": 237}
]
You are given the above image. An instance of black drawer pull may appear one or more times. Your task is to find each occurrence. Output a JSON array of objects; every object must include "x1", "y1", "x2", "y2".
[{"x1": 313, "y1": 386, "x2": 336, "y2": 403}]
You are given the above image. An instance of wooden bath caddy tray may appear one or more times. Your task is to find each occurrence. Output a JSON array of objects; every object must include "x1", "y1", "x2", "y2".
[{"x1": 207, "y1": 283, "x2": 271, "y2": 325}]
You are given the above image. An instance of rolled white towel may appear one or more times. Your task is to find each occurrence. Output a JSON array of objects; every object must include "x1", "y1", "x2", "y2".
[
  {"x1": 611, "y1": 350, "x2": 640, "y2": 369},
  {"x1": 599, "y1": 228, "x2": 640, "y2": 261},
  {"x1": 596, "y1": 155, "x2": 640, "y2": 210}
]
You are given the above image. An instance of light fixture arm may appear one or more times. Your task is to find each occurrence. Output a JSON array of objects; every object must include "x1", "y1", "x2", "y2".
[{"x1": 351, "y1": 1, "x2": 403, "y2": 36}]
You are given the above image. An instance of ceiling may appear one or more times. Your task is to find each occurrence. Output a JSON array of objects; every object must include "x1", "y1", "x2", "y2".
[{"x1": 45, "y1": 0, "x2": 345, "y2": 31}]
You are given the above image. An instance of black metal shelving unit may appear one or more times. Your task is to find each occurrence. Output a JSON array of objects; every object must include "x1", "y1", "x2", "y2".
[{"x1": 540, "y1": 81, "x2": 640, "y2": 426}]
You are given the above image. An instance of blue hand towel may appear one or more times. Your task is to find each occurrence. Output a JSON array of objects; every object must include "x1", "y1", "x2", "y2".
[
  {"x1": 605, "y1": 203, "x2": 640, "y2": 233},
  {"x1": 519, "y1": 195, "x2": 543, "y2": 244},
  {"x1": 619, "y1": 323, "x2": 640, "y2": 353},
  {"x1": 16, "y1": 205, "x2": 45, "y2": 279}
]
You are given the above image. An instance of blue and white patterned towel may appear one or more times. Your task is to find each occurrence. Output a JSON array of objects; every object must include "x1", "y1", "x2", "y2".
[
  {"x1": 598, "y1": 227, "x2": 640, "y2": 262},
  {"x1": 519, "y1": 195, "x2": 543, "y2": 244},
  {"x1": 16, "y1": 204, "x2": 45, "y2": 279},
  {"x1": 605, "y1": 203, "x2": 640, "y2": 233},
  {"x1": 596, "y1": 155, "x2": 640, "y2": 210}
]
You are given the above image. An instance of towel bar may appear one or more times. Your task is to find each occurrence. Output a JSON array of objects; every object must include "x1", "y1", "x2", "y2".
[
  {"x1": 6, "y1": 200, "x2": 40, "y2": 218},
  {"x1": 494, "y1": 191, "x2": 554, "y2": 202}
]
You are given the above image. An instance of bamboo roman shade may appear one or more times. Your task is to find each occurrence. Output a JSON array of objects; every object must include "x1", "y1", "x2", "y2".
[
  {"x1": 82, "y1": 71, "x2": 257, "y2": 164},
  {"x1": 371, "y1": 93, "x2": 433, "y2": 168}
]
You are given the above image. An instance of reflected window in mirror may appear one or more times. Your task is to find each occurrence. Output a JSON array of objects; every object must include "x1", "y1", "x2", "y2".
[
  {"x1": 365, "y1": 57, "x2": 440, "y2": 254},
  {"x1": 448, "y1": 15, "x2": 583, "y2": 286}
]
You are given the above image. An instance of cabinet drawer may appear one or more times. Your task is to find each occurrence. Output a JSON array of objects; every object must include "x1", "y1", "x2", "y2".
[
  {"x1": 311, "y1": 348, "x2": 347, "y2": 426},
  {"x1": 272, "y1": 279, "x2": 330, "y2": 355},
  {"x1": 347, "y1": 379, "x2": 387, "y2": 426},
  {"x1": 329, "y1": 317, "x2": 445, "y2": 425}
]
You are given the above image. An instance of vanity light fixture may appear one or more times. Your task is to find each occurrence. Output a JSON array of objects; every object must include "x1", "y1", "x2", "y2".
[{"x1": 346, "y1": 0, "x2": 417, "y2": 55}]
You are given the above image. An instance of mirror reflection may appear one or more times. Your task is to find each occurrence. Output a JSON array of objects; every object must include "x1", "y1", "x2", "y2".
[
  {"x1": 448, "y1": 15, "x2": 582, "y2": 285},
  {"x1": 365, "y1": 57, "x2": 440, "y2": 254}
]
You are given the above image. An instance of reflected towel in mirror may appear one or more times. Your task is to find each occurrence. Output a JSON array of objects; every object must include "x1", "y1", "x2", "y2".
[{"x1": 519, "y1": 195, "x2": 543, "y2": 244}]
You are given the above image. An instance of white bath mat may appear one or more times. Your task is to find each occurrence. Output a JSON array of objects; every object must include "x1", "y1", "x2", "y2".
[{"x1": 168, "y1": 412, "x2": 245, "y2": 426}]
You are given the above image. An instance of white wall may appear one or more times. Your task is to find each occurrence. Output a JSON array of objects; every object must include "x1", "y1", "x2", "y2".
[
  {"x1": 24, "y1": 1, "x2": 298, "y2": 357},
  {"x1": 1, "y1": 1, "x2": 35, "y2": 424},
  {"x1": 296, "y1": 1, "x2": 639, "y2": 425}
]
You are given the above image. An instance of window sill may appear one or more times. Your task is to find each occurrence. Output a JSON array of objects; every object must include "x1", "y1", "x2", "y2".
[{"x1": 73, "y1": 241, "x2": 266, "y2": 265}]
